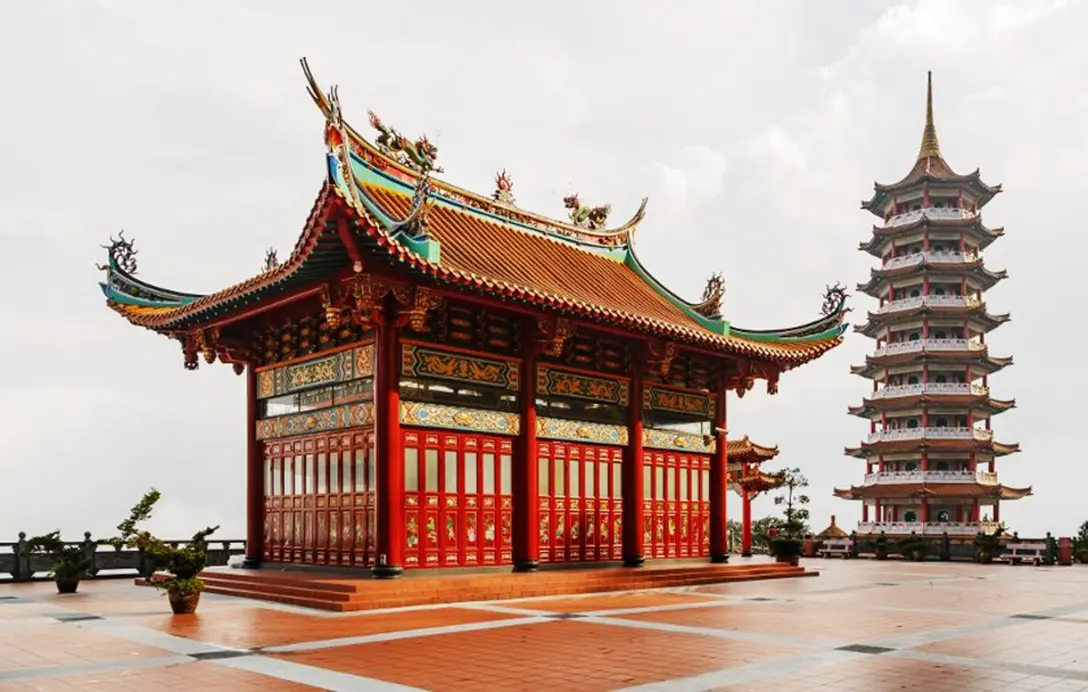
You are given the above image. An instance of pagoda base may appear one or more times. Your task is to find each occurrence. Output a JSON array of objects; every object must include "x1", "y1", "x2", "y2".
[{"x1": 856, "y1": 521, "x2": 1001, "y2": 537}]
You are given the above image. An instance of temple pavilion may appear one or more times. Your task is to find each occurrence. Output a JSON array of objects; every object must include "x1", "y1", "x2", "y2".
[
  {"x1": 98, "y1": 59, "x2": 847, "y2": 576},
  {"x1": 836, "y1": 73, "x2": 1028, "y2": 539}
]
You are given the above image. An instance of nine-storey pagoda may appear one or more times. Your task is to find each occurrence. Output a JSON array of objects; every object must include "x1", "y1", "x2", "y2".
[
  {"x1": 836, "y1": 73, "x2": 1029, "y2": 538},
  {"x1": 98, "y1": 60, "x2": 848, "y2": 577}
]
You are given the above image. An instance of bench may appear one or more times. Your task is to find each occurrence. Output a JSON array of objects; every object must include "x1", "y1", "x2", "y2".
[
  {"x1": 819, "y1": 539, "x2": 853, "y2": 558},
  {"x1": 997, "y1": 542, "x2": 1046, "y2": 565}
]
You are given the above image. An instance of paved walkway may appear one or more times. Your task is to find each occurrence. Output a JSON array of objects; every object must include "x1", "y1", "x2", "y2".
[{"x1": 2, "y1": 559, "x2": 1088, "y2": 691}]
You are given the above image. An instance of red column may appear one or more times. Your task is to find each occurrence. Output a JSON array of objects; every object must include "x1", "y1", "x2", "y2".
[
  {"x1": 993, "y1": 501, "x2": 1001, "y2": 523},
  {"x1": 709, "y1": 379, "x2": 729, "y2": 562},
  {"x1": 513, "y1": 327, "x2": 539, "y2": 572},
  {"x1": 622, "y1": 360, "x2": 645, "y2": 566},
  {"x1": 741, "y1": 478, "x2": 753, "y2": 557},
  {"x1": 862, "y1": 503, "x2": 869, "y2": 522},
  {"x1": 373, "y1": 303, "x2": 404, "y2": 578},
  {"x1": 243, "y1": 364, "x2": 263, "y2": 567}
]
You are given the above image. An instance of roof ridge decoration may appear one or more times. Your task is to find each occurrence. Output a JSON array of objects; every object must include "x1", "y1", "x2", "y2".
[
  {"x1": 299, "y1": 57, "x2": 648, "y2": 250},
  {"x1": 918, "y1": 70, "x2": 941, "y2": 160},
  {"x1": 692, "y1": 273, "x2": 725, "y2": 319},
  {"x1": 493, "y1": 170, "x2": 515, "y2": 206}
]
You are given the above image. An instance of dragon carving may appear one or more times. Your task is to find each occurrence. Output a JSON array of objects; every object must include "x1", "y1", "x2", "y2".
[
  {"x1": 367, "y1": 110, "x2": 443, "y2": 174},
  {"x1": 97, "y1": 230, "x2": 139, "y2": 275},
  {"x1": 821, "y1": 282, "x2": 849, "y2": 316},
  {"x1": 263, "y1": 248, "x2": 279, "y2": 272},
  {"x1": 493, "y1": 169, "x2": 515, "y2": 205},
  {"x1": 693, "y1": 273, "x2": 725, "y2": 319},
  {"x1": 563, "y1": 194, "x2": 611, "y2": 230}
]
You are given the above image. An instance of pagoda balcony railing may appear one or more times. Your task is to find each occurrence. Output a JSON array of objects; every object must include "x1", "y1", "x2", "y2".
[
  {"x1": 870, "y1": 382, "x2": 988, "y2": 400},
  {"x1": 866, "y1": 426, "x2": 993, "y2": 444},
  {"x1": 856, "y1": 520, "x2": 1001, "y2": 536},
  {"x1": 884, "y1": 207, "x2": 977, "y2": 229},
  {"x1": 872, "y1": 338, "x2": 984, "y2": 358},
  {"x1": 862, "y1": 470, "x2": 999, "y2": 485},
  {"x1": 882, "y1": 250, "x2": 980, "y2": 271},
  {"x1": 876, "y1": 295, "x2": 980, "y2": 314}
]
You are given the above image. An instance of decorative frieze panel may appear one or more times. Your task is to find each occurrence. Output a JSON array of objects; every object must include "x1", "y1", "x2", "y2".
[
  {"x1": 400, "y1": 401, "x2": 520, "y2": 436},
  {"x1": 401, "y1": 343, "x2": 519, "y2": 390},
  {"x1": 643, "y1": 384, "x2": 714, "y2": 418},
  {"x1": 536, "y1": 366, "x2": 628, "y2": 406},
  {"x1": 642, "y1": 428, "x2": 716, "y2": 453},
  {"x1": 257, "y1": 343, "x2": 374, "y2": 399},
  {"x1": 255, "y1": 402, "x2": 374, "y2": 440},
  {"x1": 536, "y1": 417, "x2": 629, "y2": 446}
]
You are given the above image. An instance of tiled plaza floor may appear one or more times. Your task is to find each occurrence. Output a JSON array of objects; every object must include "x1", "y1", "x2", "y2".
[{"x1": 3, "y1": 559, "x2": 1088, "y2": 691}]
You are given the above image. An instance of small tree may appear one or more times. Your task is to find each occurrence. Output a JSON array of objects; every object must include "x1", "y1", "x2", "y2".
[{"x1": 772, "y1": 468, "x2": 810, "y2": 539}]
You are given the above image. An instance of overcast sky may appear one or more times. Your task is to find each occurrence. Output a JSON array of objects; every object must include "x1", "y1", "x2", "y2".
[{"x1": 2, "y1": 0, "x2": 1083, "y2": 543}]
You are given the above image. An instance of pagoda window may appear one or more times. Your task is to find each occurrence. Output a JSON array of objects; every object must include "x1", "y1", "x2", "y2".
[
  {"x1": 911, "y1": 204, "x2": 921, "y2": 212},
  {"x1": 934, "y1": 201, "x2": 944, "y2": 208},
  {"x1": 934, "y1": 287, "x2": 946, "y2": 296},
  {"x1": 907, "y1": 375, "x2": 920, "y2": 385},
  {"x1": 905, "y1": 461, "x2": 918, "y2": 472},
  {"x1": 935, "y1": 461, "x2": 949, "y2": 472},
  {"x1": 935, "y1": 374, "x2": 948, "y2": 384},
  {"x1": 935, "y1": 417, "x2": 949, "y2": 428},
  {"x1": 401, "y1": 377, "x2": 518, "y2": 414},
  {"x1": 934, "y1": 330, "x2": 948, "y2": 339},
  {"x1": 537, "y1": 396, "x2": 625, "y2": 426},
  {"x1": 909, "y1": 332, "x2": 921, "y2": 341},
  {"x1": 936, "y1": 510, "x2": 951, "y2": 522},
  {"x1": 643, "y1": 409, "x2": 711, "y2": 436},
  {"x1": 909, "y1": 289, "x2": 921, "y2": 298},
  {"x1": 903, "y1": 510, "x2": 918, "y2": 522},
  {"x1": 907, "y1": 418, "x2": 920, "y2": 429},
  {"x1": 911, "y1": 245, "x2": 922, "y2": 253}
]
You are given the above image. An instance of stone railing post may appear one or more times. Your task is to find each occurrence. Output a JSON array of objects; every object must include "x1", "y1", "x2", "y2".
[
  {"x1": 81, "y1": 532, "x2": 98, "y2": 576},
  {"x1": 940, "y1": 532, "x2": 951, "y2": 561},
  {"x1": 13, "y1": 532, "x2": 29, "y2": 582},
  {"x1": 850, "y1": 531, "x2": 859, "y2": 558}
]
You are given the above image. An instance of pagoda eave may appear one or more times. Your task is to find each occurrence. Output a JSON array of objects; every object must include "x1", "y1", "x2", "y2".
[
  {"x1": 857, "y1": 265, "x2": 1008, "y2": 295},
  {"x1": 849, "y1": 438, "x2": 1021, "y2": 458},
  {"x1": 834, "y1": 482, "x2": 1031, "y2": 501},
  {"x1": 849, "y1": 395, "x2": 1016, "y2": 419},
  {"x1": 852, "y1": 352, "x2": 1012, "y2": 379}
]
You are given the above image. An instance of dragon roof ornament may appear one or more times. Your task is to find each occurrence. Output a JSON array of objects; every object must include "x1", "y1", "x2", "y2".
[
  {"x1": 693, "y1": 273, "x2": 725, "y2": 319},
  {"x1": 563, "y1": 194, "x2": 611, "y2": 230},
  {"x1": 96, "y1": 230, "x2": 139, "y2": 275},
  {"x1": 821, "y1": 282, "x2": 850, "y2": 317}
]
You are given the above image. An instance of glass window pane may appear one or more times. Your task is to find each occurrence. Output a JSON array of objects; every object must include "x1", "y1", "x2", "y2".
[
  {"x1": 642, "y1": 466, "x2": 651, "y2": 500},
  {"x1": 425, "y1": 449, "x2": 439, "y2": 493},
  {"x1": 500, "y1": 454, "x2": 512, "y2": 495},
  {"x1": 667, "y1": 468, "x2": 676, "y2": 500},
  {"x1": 305, "y1": 454, "x2": 315, "y2": 494},
  {"x1": 465, "y1": 452, "x2": 478, "y2": 494},
  {"x1": 317, "y1": 453, "x2": 327, "y2": 494},
  {"x1": 583, "y1": 459, "x2": 594, "y2": 499},
  {"x1": 404, "y1": 448, "x2": 420, "y2": 492},
  {"x1": 482, "y1": 453, "x2": 496, "y2": 494},
  {"x1": 294, "y1": 455, "x2": 304, "y2": 495},
  {"x1": 284, "y1": 458, "x2": 292, "y2": 495},
  {"x1": 680, "y1": 467, "x2": 689, "y2": 501},
  {"x1": 599, "y1": 463, "x2": 608, "y2": 500},
  {"x1": 702, "y1": 469, "x2": 710, "y2": 503},
  {"x1": 538, "y1": 457, "x2": 550, "y2": 495},
  {"x1": 555, "y1": 457, "x2": 565, "y2": 497},
  {"x1": 272, "y1": 459, "x2": 281, "y2": 496},
  {"x1": 613, "y1": 462, "x2": 621, "y2": 499},
  {"x1": 569, "y1": 459, "x2": 580, "y2": 497},
  {"x1": 444, "y1": 450, "x2": 458, "y2": 493},
  {"x1": 329, "y1": 452, "x2": 340, "y2": 494},
  {"x1": 368, "y1": 446, "x2": 377, "y2": 491},
  {"x1": 264, "y1": 460, "x2": 272, "y2": 496},
  {"x1": 354, "y1": 449, "x2": 365, "y2": 492},
  {"x1": 655, "y1": 466, "x2": 664, "y2": 500}
]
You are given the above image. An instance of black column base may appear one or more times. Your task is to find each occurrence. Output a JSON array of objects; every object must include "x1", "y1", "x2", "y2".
[
  {"x1": 710, "y1": 553, "x2": 730, "y2": 564},
  {"x1": 241, "y1": 557, "x2": 262, "y2": 569},
  {"x1": 623, "y1": 555, "x2": 645, "y2": 568},
  {"x1": 741, "y1": 551, "x2": 753, "y2": 558},
  {"x1": 513, "y1": 560, "x2": 539, "y2": 573},
  {"x1": 371, "y1": 564, "x2": 404, "y2": 579}
]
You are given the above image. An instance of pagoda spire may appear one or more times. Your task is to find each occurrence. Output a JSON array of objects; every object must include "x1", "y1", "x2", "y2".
[{"x1": 917, "y1": 71, "x2": 941, "y2": 160}]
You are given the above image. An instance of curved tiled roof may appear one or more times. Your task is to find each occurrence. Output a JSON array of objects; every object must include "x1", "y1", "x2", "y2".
[{"x1": 833, "y1": 482, "x2": 1032, "y2": 501}]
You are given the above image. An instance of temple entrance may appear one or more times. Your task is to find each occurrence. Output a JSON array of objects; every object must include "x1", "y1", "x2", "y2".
[
  {"x1": 537, "y1": 441, "x2": 624, "y2": 563},
  {"x1": 644, "y1": 451, "x2": 711, "y2": 558},
  {"x1": 401, "y1": 430, "x2": 514, "y2": 568},
  {"x1": 262, "y1": 429, "x2": 376, "y2": 567}
]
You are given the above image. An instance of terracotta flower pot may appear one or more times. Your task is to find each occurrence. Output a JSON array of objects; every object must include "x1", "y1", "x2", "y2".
[
  {"x1": 169, "y1": 591, "x2": 201, "y2": 615},
  {"x1": 55, "y1": 577, "x2": 80, "y2": 594}
]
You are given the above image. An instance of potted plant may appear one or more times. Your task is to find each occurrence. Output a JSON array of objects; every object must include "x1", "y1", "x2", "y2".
[
  {"x1": 873, "y1": 532, "x2": 889, "y2": 560},
  {"x1": 898, "y1": 534, "x2": 928, "y2": 561},
  {"x1": 109, "y1": 489, "x2": 219, "y2": 614},
  {"x1": 973, "y1": 528, "x2": 1003, "y2": 564},
  {"x1": 21, "y1": 531, "x2": 93, "y2": 593},
  {"x1": 770, "y1": 536, "x2": 803, "y2": 566},
  {"x1": 769, "y1": 468, "x2": 810, "y2": 566}
]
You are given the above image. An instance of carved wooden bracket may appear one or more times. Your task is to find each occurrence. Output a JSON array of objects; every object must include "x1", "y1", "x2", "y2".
[
  {"x1": 321, "y1": 283, "x2": 344, "y2": 329},
  {"x1": 649, "y1": 341, "x2": 678, "y2": 378},
  {"x1": 538, "y1": 316, "x2": 574, "y2": 357},
  {"x1": 181, "y1": 333, "x2": 199, "y2": 371},
  {"x1": 196, "y1": 327, "x2": 220, "y2": 364},
  {"x1": 404, "y1": 286, "x2": 445, "y2": 332}
]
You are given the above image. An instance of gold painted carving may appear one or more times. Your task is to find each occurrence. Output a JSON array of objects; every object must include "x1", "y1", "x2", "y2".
[{"x1": 538, "y1": 316, "x2": 574, "y2": 357}]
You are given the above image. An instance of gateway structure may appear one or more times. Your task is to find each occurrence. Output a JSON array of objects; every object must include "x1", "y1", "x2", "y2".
[
  {"x1": 99, "y1": 60, "x2": 847, "y2": 576},
  {"x1": 836, "y1": 73, "x2": 1028, "y2": 537}
]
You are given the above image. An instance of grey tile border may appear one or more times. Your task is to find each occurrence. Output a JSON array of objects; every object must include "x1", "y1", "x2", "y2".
[
  {"x1": 0, "y1": 654, "x2": 194, "y2": 682},
  {"x1": 584, "y1": 614, "x2": 830, "y2": 648},
  {"x1": 891, "y1": 649, "x2": 1088, "y2": 683},
  {"x1": 219, "y1": 655, "x2": 426, "y2": 691},
  {"x1": 618, "y1": 649, "x2": 869, "y2": 691}
]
